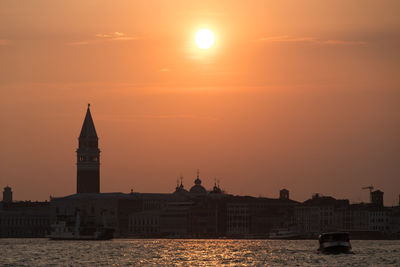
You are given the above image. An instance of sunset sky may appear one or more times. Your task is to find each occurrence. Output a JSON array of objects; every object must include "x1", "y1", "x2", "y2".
[{"x1": 1, "y1": 0, "x2": 399, "y2": 205}]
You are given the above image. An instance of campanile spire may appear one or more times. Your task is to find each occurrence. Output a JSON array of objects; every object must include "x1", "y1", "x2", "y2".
[
  {"x1": 79, "y1": 103, "x2": 98, "y2": 139},
  {"x1": 76, "y1": 104, "x2": 100, "y2": 194}
]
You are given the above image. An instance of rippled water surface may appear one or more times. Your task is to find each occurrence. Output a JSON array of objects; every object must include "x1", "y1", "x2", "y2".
[{"x1": 1, "y1": 239, "x2": 399, "y2": 266}]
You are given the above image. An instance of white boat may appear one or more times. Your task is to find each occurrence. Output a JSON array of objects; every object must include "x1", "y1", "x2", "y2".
[
  {"x1": 269, "y1": 228, "x2": 302, "y2": 239},
  {"x1": 318, "y1": 232, "x2": 351, "y2": 253},
  {"x1": 48, "y1": 213, "x2": 113, "y2": 240}
]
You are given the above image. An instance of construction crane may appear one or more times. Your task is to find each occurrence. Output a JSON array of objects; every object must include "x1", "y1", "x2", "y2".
[
  {"x1": 362, "y1": 185, "x2": 374, "y2": 203},
  {"x1": 362, "y1": 185, "x2": 374, "y2": 192}
]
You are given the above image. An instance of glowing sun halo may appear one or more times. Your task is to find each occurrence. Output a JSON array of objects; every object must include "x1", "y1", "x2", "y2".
[{"x1": 195, "y1": 29, "x2": 215, "y2": 49}]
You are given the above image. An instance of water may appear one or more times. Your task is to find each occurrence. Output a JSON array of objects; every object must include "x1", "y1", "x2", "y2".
[{"x1": 1, "y1": 239, "x2": 399, "y2": 266}]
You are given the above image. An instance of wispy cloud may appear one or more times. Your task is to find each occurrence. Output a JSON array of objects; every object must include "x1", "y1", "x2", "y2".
[
  {"x1": 254, "y1": 35, "x2": 366, "y2": 46},
  {"x1": 321, "y1": 39, "x2": 367, "y2": 45},
  {"x1": 255, "y1": 35, "x2": 317, "y2": 43},
  {"x1": 68, "y1": 32, "x2": 141, "y2": 46},
  {"x1": 159, "y1": 68, "x2": 171, "y2": 72},
  {"x1": 98, "y1": 114, "x2": 218, "y2": 123},
  {"x1": 136, "y1": 114, "x2": 218, "y2": 121},
  {"x1": 95, "y1": 31, "x2": 139, "y2": 41}
]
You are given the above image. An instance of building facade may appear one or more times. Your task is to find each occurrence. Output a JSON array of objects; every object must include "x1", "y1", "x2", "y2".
[{"x1": 0, "y1": 200, "x2": 55, "y2": 238}]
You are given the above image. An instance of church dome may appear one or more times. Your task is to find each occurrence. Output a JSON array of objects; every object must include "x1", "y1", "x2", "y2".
[
  {"x1": 189, "y1": 184, "x2": 207, "y2": 194},
  {"x1": 189, "y1": 170, "x2": 207, "y2": 194}
]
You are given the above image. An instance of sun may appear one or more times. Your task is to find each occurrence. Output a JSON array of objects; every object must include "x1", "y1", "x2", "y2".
[{"x1": 195, "y1": 29, "x2": 215, "y2": 49}]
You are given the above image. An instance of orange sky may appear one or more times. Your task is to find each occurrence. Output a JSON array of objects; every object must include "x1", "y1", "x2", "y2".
[{"x1": 1, "y1": 0, "x2": 399, "y2": 205}]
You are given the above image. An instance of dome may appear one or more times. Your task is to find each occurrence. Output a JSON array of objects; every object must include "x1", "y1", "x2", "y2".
[
  {"x1": 189, "y1": 184, "x2": 207, "y2": 194},
  {"x1": 190, "y1": 184, "x2": 207, "y2": 194},
  {"x1": 189, "y1": 170, "x2": 207, "y2": 194}
]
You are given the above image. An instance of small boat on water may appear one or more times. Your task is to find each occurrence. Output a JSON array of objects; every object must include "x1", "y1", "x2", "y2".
[
  {"x1": 269, "y1": 228, "x2": 302, "y2": 239},
  {"x1": 318, "y1": 232, "x2": 351, "y2": 253},
  {"x1": 48, "y1": 221, "x2": 114, "y2": 240},
  {"x1": 48, "y1": 213, "x2": 114, "y2": 240}
]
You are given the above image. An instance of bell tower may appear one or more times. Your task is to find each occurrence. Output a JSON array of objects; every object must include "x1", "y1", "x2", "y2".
[
  {"x1": 76, "y1": 104, "x2": 100, "y2": 194},
  {"x1": 3, "y1": 186, "x2": 12, "y2": 203}
]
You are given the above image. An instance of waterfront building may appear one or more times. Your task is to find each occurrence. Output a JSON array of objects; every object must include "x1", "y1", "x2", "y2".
[
  {"x1": 294, "y1": 194, "x2": 349, "y2": 236},
  {"x1": 388, "y1": 207, "x2": 400, "y2": 237},
  {"x1": 367, "y1": 208, "x2": 389, "y2": 232},
  {"x1": 227, "y1": 201, "x2": 250, "y2": 236},
  {"x1": 371, "y1": 190, "x2": 384, "y2": 207},
  {"x1": 349, "y1": 203, "x2": 369, "y2": 231},
  {"x1": 348, "y1": 203, "x2": 394, "y2": 238},
  {"x1": 0, "y1": 200, "x2": 55, "y2": 237},
  {"x1": 51, "y1": 192, "x2": 146, "y2": 237},
  {"x1": 129, "y1": 210, "x2": 160, "y2": 237},
  {"x1": 226, "y1": 194, "x2": 298, "y2": 238},
  {"x1": 159, "y1": 201, "x2": 193, "y2": 237}
]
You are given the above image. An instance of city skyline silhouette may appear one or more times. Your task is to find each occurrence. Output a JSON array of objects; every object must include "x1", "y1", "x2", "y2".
[
  {"x1": 1, "y1": 0, "x2": 399, "y2": 206},
  {"x1": 2, "y1": 103, "x2": 398, "y2": 207}
]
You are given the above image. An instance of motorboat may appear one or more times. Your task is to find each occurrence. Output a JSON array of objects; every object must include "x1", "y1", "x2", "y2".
[
  {"x1": 48, "y1": 212, "x2": 114, "y2": 240},
  {"x1": 269, "y1": 228, "x2": 302, "y2": 239},
  {"x1": 318, "y1": 232, "x2": 351, "y2": 253},
  {"x1": 48, "y1": 221, "x2": 114, "y2": 240}
]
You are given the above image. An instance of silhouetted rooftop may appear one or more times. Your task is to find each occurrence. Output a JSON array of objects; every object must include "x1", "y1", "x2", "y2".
[
  {"x1": 51, "y1": 192, "x2": 173, "y2": 201},
  {"x1": 303, "y1": 195, "x2": 349, "y2": 207}
]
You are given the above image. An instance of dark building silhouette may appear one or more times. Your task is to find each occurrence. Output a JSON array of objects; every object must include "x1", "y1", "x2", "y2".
[
  {"x1": 189, "y1": 170, "x2": 207, "y2": 195},
  {"x1": 0, "y1": 187, "x2": 55, "y2": 238},
  {"x1": 280, "y1": 189, "x2": 289, "y2": 200},
  {"x1": 48, "y1": 106, "x2": 400, "y2": 239},
  {"x1": 371, "y1": 190, "x2": 384, "y2": 207},
  {"x1": 173, "y1": 175, "x2": 188, "y2": 195},
  {"x1": 76, "y1": 104, "x2": 100, "y2": 194},
  {"x1": 295, "y1": 194, "x2": 349, "y2": 236},
  {"x1": 0, "y1": 200, "x2": 55, "y2": 237},
  {"x1": 210, "y1": 181, "x2": 222, "y2": 194},
  {"x1": 3, "y1": 186, "x2": 12, "y2": 203}
]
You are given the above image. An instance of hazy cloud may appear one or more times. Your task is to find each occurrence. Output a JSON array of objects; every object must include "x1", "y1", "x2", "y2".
[
  {"x1": 255, "y1": 35, "x2": 317, "y2": 43},
  {"x1": 255, "y1": 35, "x2": 366, "y2": 45},
  {"x1": 95, "y1": 32, "x2": 139, "y2": 41},
  {"x1": 321, "y1": 39, "x2": 367, "y2": 45},
  {"x1": 98, "y1": 114, "x2": 218, "y2": 122},
  {"x1": 136, "y1": 114, "x2": 218, "y2": 121},
  {"x1": 68, "y1": 32, "x2": 141, "y2": 45}
]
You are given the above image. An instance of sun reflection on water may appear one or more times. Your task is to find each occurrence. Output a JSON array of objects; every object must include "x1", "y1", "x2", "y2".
[{"x1": 0, "y1": 239, "x2": 399, "y2": 266}]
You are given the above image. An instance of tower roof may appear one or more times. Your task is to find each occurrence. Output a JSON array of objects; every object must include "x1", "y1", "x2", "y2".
[{"x1": 79, "y1": 104, "x2": 98, "y2": 139}]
